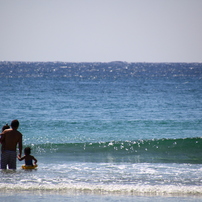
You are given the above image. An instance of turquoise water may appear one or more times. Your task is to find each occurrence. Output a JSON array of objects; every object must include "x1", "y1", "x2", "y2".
[{"x1": 0, "y1": 62, "x2": 202, "y2": 200}]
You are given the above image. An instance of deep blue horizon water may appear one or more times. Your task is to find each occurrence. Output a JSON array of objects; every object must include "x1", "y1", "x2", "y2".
[{"x1": 0, "y1": 61, "x2": 202, "y2": 200}]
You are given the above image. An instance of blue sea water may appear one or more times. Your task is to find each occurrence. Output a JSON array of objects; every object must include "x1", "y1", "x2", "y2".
[{"x1": 0, "y1": 61, "x2": 202, "y2": 201}]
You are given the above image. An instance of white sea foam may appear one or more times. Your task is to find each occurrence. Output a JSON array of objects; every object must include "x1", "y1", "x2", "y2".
[
  {"x1": 0, "y1": 183, "x2": 202, "y2": 196},
  {"x1": 1, "y1": 162, "x2": 202, "y2": 197}
]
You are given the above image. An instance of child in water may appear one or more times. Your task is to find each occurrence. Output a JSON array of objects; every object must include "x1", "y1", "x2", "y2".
[{"x1": 18, "y1": 147, "x2": 37, "y2": 167}]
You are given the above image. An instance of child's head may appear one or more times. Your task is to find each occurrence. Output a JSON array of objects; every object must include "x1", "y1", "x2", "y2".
[
  {"x1": 2, "y1": 124, "x2": 10, "y2": 132},
  {"x1": 24, "y1": 147, "x2": 31, "y2": 155}
]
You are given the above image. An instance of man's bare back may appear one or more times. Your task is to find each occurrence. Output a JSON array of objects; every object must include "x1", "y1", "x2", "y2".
[
  {"x1": 1, "y1": 120, "x2": 23, "y2": 169},
  {"x1": 1, "y1": 128, "x2": 22, "y2": 153}
]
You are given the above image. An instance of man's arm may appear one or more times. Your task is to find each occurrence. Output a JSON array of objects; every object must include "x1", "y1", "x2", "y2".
[{"x1": 18, "y1": 135, "x2": 23, "y2": 158}]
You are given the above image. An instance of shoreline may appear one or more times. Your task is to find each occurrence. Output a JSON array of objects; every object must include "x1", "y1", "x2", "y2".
[{"x1": 0, "y1": 191, "x2": 202, "y2": 202}]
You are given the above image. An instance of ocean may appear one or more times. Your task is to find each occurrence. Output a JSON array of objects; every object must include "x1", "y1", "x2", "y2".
[{"x1": 0, "y1": 61, "x2": 202, "y2": 201}]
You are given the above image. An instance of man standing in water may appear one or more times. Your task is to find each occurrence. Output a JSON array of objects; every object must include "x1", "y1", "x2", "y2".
[{"x1": 0, "y1": 120, "x2": 23, "y2": 169}]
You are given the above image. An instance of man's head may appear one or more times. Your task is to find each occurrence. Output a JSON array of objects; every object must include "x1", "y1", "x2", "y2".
[{"x1": 11, "y1": 119, "x2": 19, "y2": 129}]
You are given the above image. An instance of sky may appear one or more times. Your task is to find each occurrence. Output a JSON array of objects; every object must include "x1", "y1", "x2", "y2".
[{"x1": 0, "y1": 0, "x2": 202, "y2": 63}]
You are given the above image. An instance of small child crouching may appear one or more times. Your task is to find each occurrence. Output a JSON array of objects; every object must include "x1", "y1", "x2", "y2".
[{"x1": 18, "y1": 147, "x2": 37, "y2": 169}]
